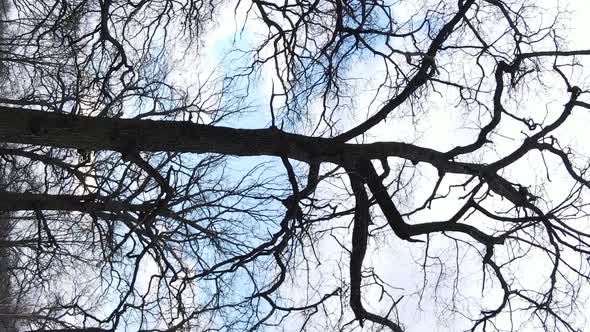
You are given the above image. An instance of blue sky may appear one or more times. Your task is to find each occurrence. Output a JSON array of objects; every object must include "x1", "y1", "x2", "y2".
[{"x1": 88, "y1": 0, "x2": 590, "y2": 329}]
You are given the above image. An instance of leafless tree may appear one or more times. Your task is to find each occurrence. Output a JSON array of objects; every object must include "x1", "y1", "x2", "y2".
[{"x1": 1, "y1": 0, "x2": 590, "y2": 331}]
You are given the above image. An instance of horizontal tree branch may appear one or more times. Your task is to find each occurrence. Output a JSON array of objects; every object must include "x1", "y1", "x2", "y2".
[
  {"x1": 0, "y1": 106, "x2": 480, "y2": 175},
  {"x1": 0, "y1": 191, "x2": 152, "y2": 212}
]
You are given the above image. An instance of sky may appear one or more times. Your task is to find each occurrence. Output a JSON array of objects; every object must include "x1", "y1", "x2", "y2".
[
  {"x1": 31, "y1": 0, "x2": 590, "y2": 330},
  {"x1": 160, "y1": 0, "x2": 590, "y2": 330}
]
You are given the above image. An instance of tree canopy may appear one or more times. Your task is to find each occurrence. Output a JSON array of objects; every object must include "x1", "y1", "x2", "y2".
[{"x1": 1, "y1": 0, "x2": 590, "y2": 331}]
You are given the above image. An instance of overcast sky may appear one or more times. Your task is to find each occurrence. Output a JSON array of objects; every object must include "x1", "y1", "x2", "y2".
[{"x1": 137, "y1": 1, "x2": 590, "y2": 330}]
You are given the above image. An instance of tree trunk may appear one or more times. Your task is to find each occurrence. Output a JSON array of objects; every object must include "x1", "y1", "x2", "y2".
[{"x1": 0, "y1": 106, "x2": 477, "y2": 175}]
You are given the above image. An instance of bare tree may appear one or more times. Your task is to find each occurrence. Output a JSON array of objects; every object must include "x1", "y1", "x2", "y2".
[{"x1": 1, "y1": 0, "x2": 590, "y2": 331}]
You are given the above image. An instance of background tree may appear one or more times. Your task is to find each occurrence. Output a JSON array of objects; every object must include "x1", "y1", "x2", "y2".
[{"x1": 1, "y1": 0, "x2": 590, "y2": 331}]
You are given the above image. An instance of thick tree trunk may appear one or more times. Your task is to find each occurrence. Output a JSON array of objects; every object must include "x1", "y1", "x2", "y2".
[
  {"x1": 0, "y1": 209, "x2": 16, "y2": 332},
  {"x1": 0, "y1": 106, "x2": 477, "y2": 175},
  {"x1": 0, "y1": 191, "x2": 154, "y2": 212},
  {"x1": 0, "y1": 106, "x2": 323, "y2": 161}
]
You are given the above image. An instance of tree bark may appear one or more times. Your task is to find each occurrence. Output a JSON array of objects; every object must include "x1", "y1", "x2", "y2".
[
  {"x1": 0, "y1": 106, "x2": 478, "y2": 175},
  {"x1": 0, "y1": 191, "x2": 153, "y2": 212}
]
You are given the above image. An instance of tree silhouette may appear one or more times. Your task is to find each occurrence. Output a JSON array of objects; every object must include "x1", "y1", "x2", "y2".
[{"x1": 1, "y1": 0, "x2": 590, "y2": 331}]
